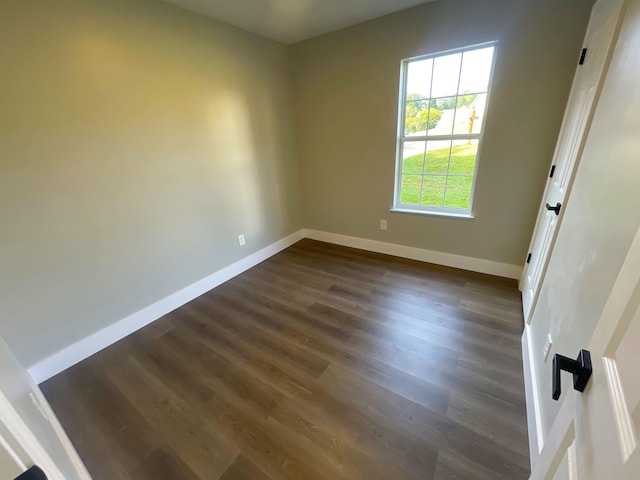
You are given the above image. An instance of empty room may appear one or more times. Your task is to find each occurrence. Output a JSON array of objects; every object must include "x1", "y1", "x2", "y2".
[{"x1": 1, "y1": 0, "x2": 639, "y2": 479}]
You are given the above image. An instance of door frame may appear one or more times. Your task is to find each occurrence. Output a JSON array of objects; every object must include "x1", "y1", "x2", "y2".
[
  {"x1": 0, "y1": 333, "x2": 92, "y2": 480},
  {"x1": 0, "y1": 389, "x2": 66, "y2": 479}
]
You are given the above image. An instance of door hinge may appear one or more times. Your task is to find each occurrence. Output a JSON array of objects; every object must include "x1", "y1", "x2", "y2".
[
  {"x1": 579, "y1": 48, "x2": 587, "y2": 65},
  {"x1": 549, "y1": 165, "x2": 556, "y2": 178},
  {"x1": 526, "y1": 253, "x2": 532, "y2": 264}
]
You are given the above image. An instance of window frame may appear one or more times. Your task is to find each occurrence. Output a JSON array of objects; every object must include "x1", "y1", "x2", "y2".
[{"x1": 392, "y1": 41, "x2": 499, "y2": 218}]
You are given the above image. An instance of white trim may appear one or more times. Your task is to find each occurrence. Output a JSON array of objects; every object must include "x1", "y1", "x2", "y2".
[
  {"x1": 602, "y1": 357, "x2": 636, "y2": 462},
  {"x1": 0, "y1": 391, "x2": 66, "y2": 480},
  {"x1": 27, "y1": 389, "x2": 92, "y2": 479},
  {"x1": 27, "y1": 227, "x2": 521, "y2": 384},
  {"x1": 303, "y1": 229, "x2": 521, "y2": 279},
  {"x1": 390, "y1": 207, "x2": 475, "y2": 219},
  {"x1": 522, "y1": 325, "x2": 545, "y2": 466},
  {"x1": 399, "y1": 133, "x2": 483, "y2": 142},
  {"x1": 0, "y1": 426, "x2": 26, "y2": 475},
  {"x1": 28, "y1": 229, "x2": 306, "y2": 384}
]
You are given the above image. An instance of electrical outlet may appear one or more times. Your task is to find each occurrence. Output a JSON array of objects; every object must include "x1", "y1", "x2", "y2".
[
  {"x1": 543, "y1": 334, "x2": 553, "y2": 362},
  {"x1": 380, "y1": 219, "x2": 388, "y2": 231},
  {"x1": 238, "y1": 234, "x2": 246, "y2": 246}
]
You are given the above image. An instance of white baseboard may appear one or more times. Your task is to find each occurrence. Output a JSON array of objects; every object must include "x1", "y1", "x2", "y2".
[
  {"x1": 304, "y1": 229, "x2": 522, "y2": 279},
  {"x1": 522, "y1": 325, "x2": 544, "y2": 466},
  {"x1": 29, "y1": 227, "x2": 522, "y2": 384},
  {"x1": 28, "y1": 229, "x2": 306, "y2": 384}
]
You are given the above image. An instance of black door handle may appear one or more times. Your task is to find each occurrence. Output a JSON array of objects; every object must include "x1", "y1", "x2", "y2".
[
  {"x1": 545, "y1": 202, "x2": 562, "y2": 215},
  {"x1": 15, "y1": 466, "x2": 47, "y2": 480},
  {"x1": 552, "y1": 349, "x2": 592, "y2": 401}
]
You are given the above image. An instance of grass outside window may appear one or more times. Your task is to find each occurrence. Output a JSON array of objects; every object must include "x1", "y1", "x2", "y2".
[{"x1": 400, "y1": 143, "x2": 477, "y2": 209}]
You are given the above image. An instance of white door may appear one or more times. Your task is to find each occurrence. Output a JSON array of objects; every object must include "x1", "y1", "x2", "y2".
[
  {"x1": 531, "y1": 223, "x2": 640, "y2": 480},
  {"x1": 0, "y1": 335, "x2": 91, "y2": 480},
  {"x1": 0, "y1": 431, "x2": 24, "y2": 479},
  {"x1": 520, "y1": 0, "x2": 624, "y2": 322}
]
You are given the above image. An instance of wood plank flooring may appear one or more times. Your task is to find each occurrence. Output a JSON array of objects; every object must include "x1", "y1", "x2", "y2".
[{"x1": 41, "y1": 239, "x2": 530, "y2": 479}]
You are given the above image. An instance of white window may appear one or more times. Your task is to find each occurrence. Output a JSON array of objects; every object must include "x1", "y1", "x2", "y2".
[{"x1": 393, "y1": 42, "x2": 497, "y2": 217}]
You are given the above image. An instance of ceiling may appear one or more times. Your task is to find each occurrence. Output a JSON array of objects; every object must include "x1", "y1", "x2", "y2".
[{"x1": 162, "y1": 0, "x2": 435, "y2": 44}]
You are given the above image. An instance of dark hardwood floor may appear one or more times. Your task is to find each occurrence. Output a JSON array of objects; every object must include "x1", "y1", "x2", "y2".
[{"x1": 41, "y1": 239, "x2": 530, "y2": 479}]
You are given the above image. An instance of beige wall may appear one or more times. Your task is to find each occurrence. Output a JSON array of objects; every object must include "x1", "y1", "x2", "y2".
[
  {"x1": 289, "y1": 0, "x2": 592, "y2": 266},
  {"x1": 0, "y1": 0, "x2": 594, "y2": 369},
  {"x1": 0, "y1": 0, "x2": 301, "y2": 367}
]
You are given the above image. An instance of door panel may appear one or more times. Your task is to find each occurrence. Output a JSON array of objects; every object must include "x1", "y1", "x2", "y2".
[
  {"x1": 607, "y1": 308, "x2": 640, "y2": 465},
  {"x1": 579, "y1": 239, "x2": 640, "y2": 479},
  {"x1": 533, "y1": 225, "x2": 640, "y2": 479},
  {"x1": 521, "y1": 0, "x2": 624, "y2": 322},
  {"x1": 523, "y1": 212, "x2": 556, "y2": 317},
  {"x1": 548, "y1": 439, "x2": 576, "y2": 480}
]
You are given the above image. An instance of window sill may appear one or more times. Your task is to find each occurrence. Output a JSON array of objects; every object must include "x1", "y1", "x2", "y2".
[{"x1": 390, "y1": 207, "x2": 475, "y2": 220}]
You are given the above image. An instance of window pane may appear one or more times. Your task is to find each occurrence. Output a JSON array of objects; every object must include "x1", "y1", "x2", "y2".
[
  {"x1": 406, "y1": 58, "x2": 433, "y2": 101},
  {"x1": 427, "y1": 96, "x2": 457, "y2": 135},
  {"x1": 402, "y1": 141, "x2": 426, "y2": 174},
  {"x1": 401, "y1": 175, "x2": 422, "y2": 205},
  {"x1": 421, "y1": 175, "x2": 446, "y2": 206},
  {"x1": 471, "y1": 92, "x2": 487, "y2": 134},
  {"x1": 444, "y1": 176, "x2": 474, "y2": 209},
  {"x1": 424, "y1": 140, "x2": 451, "y2": 174},
  {"x1": 395, "y1": 43, "x2": 496, "y2": 214},
  {"x1": 458, "y1": 46, "x2": 494, "y2": 95},
  {"x1": 448, "y1": 140, "x2": 478, "y2": 175},
  {"x1": 404, "y1": 100, "x2": 429, "y2": 136},
  {"x1": 452, "y1": 92, "x2": 488, "y2": 135},
  {"x1": 431, "y1": 52, "x2": 462, "y2": 98}
]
